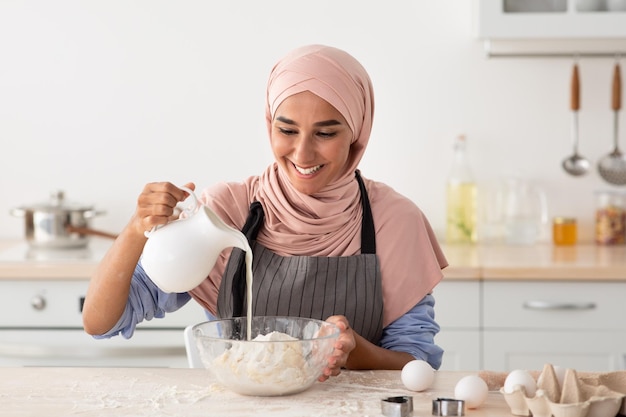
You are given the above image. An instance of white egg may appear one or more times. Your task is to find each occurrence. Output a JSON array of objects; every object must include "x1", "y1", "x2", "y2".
[
  {"x1": 401, "y1": 360, "x2": 435, "y2": 391},
  {"x1": 503, "y1": 369, "x2": 537, "y2": 397},
  {"x1": 454, "y1": 375, "x2": 489, "y2": 409}
]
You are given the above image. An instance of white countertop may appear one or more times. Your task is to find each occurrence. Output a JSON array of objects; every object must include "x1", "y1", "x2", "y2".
[{"x1": 0, "y1": 368, "x2": 511, "y2": 417}]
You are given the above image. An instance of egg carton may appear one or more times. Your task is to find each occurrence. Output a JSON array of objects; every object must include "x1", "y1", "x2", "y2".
[{"x1": 500, "y1": 364, "x2": 626, "y2": 417}]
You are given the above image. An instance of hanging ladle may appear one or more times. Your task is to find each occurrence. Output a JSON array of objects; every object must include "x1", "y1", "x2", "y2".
[
  {"x1": 562, "y1": 62, "x2": 590, "y2": 176},
  {"x1": 598, "y1": 61, "x2": 626, "y2": 185}
]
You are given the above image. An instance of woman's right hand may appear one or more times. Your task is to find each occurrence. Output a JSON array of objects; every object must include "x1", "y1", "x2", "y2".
[
  {"x1": 130, "y1": 182, "x2": 196, "y2": 237},
  {"x1": 83, "y1": 181, "x2": 196, "y2": 336}
]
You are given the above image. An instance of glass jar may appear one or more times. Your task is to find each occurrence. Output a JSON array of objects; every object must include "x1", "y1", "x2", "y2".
[
  {"x1": 552, "y1": 217, "x2": 577, "y2": 245},
  {"x1": 595, "y1": 191, "x2": 626, "y2": 245}
]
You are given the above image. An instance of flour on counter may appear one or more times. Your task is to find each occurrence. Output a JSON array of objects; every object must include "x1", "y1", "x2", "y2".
[{"x1": 212, "y1": 331, "x2": 315, "y2": 396}]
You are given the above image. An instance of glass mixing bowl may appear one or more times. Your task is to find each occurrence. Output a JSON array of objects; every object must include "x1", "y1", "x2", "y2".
[{"x1": 193, "y1": 316, "x2": 340, "y2": 396}]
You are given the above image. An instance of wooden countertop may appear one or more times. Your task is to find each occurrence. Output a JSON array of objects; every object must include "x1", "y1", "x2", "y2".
[
  {"x1": 2, "y1": 240, "x2": 626, "y2": 281},
  {"x1": 442, "y1": 243, "x2": 626, "y2": 281},
  {"x1": 0, "y1": 368, "x2": 510, "y2": 416},
  {"x1": 0, "y1": 239, "x2": 111, "y2": 279}
]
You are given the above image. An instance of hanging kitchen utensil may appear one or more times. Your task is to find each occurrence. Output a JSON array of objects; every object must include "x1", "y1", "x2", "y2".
[
  {"x1": 598, "y1": 61, "x2": 626, "y2": 185},
  {"x1": 562, "y1": 62, "x2": 590, "y2": 176}
]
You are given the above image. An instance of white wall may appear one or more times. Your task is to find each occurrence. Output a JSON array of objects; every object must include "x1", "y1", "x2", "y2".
[{"x1": 0, "y1": 0, "x2": 623, "y2": 243}]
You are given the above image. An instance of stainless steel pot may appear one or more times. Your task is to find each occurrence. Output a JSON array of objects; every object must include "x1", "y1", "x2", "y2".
[{"x1": 11, "y1": 191, "x2": 112, "y2": 249}]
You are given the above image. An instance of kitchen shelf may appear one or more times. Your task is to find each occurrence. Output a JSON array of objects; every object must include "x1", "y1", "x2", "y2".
[
  {"x1": 475, "y1": 0, "x2": 626, "y2": 58},
  {"x1": 483, "y1": 39, "x2": 626, "y2": 58}
]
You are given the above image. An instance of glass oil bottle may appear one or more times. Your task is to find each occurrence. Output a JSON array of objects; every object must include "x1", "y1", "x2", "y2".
[{"x1": 446, "y1": 135, "x2": 477, "y2": 244}]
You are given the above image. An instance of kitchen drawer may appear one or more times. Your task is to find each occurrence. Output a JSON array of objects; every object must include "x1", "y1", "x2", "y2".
[
  {"x1": 483, "y1": 281, "x2": 626, "y2": 331},
  {"x1": 0, "y1": 280, "x2": 206, "y2": 328},
  {"x1": 433, "y1": 280, "x2": 481, "y2": 328},
  {"x1": 0, "y1": 328, "x2": 190, "y2": 367},
  {"x1": 483, "y1": 330, "x2": 626, "y2": 372}
]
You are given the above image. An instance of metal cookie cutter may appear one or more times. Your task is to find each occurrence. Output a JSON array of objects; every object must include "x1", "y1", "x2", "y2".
[
  {"x1": 381, "y1": 396, "x2": 413, "y2": 417},
  {"x1": 432, "y1": 397, "x2": 465, "y2": 416}
]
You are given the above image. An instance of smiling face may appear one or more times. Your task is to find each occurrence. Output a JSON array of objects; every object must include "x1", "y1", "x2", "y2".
[{"x1": 270, "y1": 91, "x2": 354, "y2": 195}]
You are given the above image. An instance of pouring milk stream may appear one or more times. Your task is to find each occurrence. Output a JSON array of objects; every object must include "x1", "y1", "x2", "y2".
[{"x1": 141, "y1": 187, "x2": 254, "y2": 339}]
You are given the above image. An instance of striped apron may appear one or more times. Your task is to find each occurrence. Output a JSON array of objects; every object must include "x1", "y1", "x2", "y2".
[{"x1": 217, "y1": 171, "x2": 383, "y2": 343}]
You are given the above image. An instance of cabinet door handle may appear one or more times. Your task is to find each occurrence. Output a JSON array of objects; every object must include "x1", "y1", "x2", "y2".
[{"x1": 523, "y1": 301, "x2": 597, "y2": 311}]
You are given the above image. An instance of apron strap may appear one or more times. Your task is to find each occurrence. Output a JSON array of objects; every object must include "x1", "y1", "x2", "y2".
[
  {"x1": 355, "y1": 170, "x2": 376, "y2": 254},
  {"x1": 241, "y1": 201, "x2": 264, "y2": 240}
]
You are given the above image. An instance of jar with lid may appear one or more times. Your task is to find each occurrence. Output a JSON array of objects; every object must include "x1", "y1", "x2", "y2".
[
  {"x1": 595, "y1": 191, "x2": 626, "y2": 245},
  {"x1": 552, "y1": 217, "x2": 577, "y2": 246}
]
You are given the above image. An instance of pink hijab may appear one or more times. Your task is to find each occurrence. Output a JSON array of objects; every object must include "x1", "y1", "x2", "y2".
[{"x1": 191, "y1": 45, "x2": 447, "y2": 327}]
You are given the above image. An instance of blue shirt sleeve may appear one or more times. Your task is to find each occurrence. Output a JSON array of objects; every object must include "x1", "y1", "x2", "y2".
[
  {"x1": 92, "y1": 260, "x2": 192, "y2": 339},
  {"x1": 379, "y1": 293, "x2": 444, "y2": 370}
]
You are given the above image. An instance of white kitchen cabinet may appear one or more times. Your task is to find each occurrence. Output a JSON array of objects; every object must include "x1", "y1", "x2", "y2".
[
  {"x1": 0, "y1": 279, "x2": 207, "y2": 367},
  {"x1": 482, "y1": 280, "x2": 626, "y2": 371},
  {"x1": 476, "y1": 0, "x2": 626, "y2": 39},
  {"x1": 434, "y1": 278, "x2": 626, "y2": 372},
  {"x1": 483, "y1": 330, "x2": 626, "y2": 371},
  {"x1": 436, "y1": 330, "x2": 481, "y2": 371},
  {"x1": 433, "y1": 280, "x2": 482, "y2": 371}
]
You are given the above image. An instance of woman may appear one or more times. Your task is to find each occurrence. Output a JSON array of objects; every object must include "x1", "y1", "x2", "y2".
[{"x1": 82, "y1": 44, "x2": 447, "y2": 379}]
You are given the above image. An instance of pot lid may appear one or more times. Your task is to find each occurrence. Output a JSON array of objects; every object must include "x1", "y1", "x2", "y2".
[{"x1": 20, "y1": 190, "x2": 94, "y2": 212}]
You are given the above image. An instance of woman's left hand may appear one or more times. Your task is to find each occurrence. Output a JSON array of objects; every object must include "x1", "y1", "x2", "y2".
[{"x1": 318, "y1": 315, "x2": 356, "y2": 382}]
